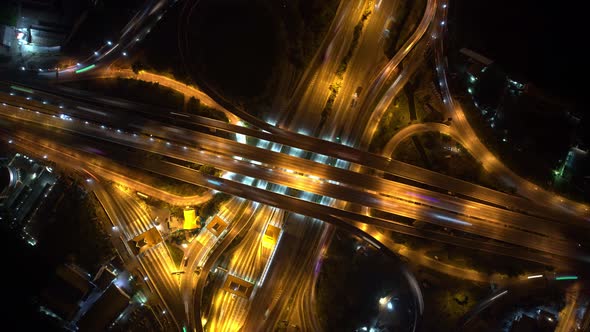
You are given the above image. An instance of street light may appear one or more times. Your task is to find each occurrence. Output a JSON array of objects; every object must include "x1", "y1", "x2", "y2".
[{"x1": 386, "y1": 301, "x2": 393, "y2": 311}]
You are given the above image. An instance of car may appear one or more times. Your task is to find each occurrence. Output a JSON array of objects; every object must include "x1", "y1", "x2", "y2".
[
  {"x1": 355, "y1": 86, "x2": 363, "y2": 97},
  {"x1": 351, "y1": 86, "x2": 363, "y2": 108},
  {"x1": 183, "y1": 257, "x2": 189, "y2": 267}
]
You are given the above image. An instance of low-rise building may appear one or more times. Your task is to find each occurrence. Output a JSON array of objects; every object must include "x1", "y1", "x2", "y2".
[
  {"x1": 40, "y1": 264, "x2": 95, "y2": 322},
  {"x1": 77, "y1": 282, "x2": 131, "y2": 332},
  {"x1": 509, "y1": 314, "x2": 536, "y2": 332},
  {"x1": 183, "y1": 207, "x2": 199, "y2": 230},
  {"x1": 92, "y1": 265, "x2": 117, "y2": 291},
  {"x1": 0, "y1": 153, "x2": 57, "y2": 245}
]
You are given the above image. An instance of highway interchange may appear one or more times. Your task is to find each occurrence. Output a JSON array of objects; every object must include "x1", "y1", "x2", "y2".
[{"x1": 1, "y1": 0, "x2": 589, "y2": 331}]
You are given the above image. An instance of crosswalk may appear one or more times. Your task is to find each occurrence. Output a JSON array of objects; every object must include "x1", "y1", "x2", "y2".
[
  {"x1": 109, "y1": 188, "x2": 156, "y2": 240},
  {"x1": 94, "y1": 183, "x2": 183, "y2": 324},
  {"x1": 139, "y1": 243, "x2": 180, "y2": 293},
  {"x1": 207, "y1": 205, "x2": 285, "y2": 331},
  {"x1": 208, "y1": 291, "x2": 249, "y2": 332}
]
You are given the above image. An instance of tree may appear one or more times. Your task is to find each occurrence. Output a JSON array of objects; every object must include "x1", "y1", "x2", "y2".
[
  {"x1": 187, "y1": 96, "x2": 201, "y2": 113},
  {"x1": 199, "y1": 165, "x2": 217, "y2": 176},
  {"x1": 131, "y1": 60, "x2": 145, "y2": 74}
]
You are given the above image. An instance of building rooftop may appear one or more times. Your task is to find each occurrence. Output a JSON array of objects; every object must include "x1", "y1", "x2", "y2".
[
  {"x1": 509, "y1": 314, "x2": 537, "y2": 332},
  {"x1": 93, "y1": 265, "x2": 116, "y2": 291},
  {"x1": 0, "y1": 154, "x2": 57, "y2": 233},
  {"x1": 460, "y1": 48, "x2": 494, "y2": 66},
  {"x1": 41, "y1": 264, "x2": 95, "y2": 321},
  {"x1": 77, "y1": 283, "x2": 130, "y2": 332},
  {"x1": 0, "y1": 165, "x2": 18, "y2": 196}
]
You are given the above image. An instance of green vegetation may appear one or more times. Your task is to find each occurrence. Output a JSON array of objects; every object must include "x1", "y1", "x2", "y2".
[
  {"x1": 114, "y1": 0, "x2": 339, "y2": 119},
  {"x1": 391, "y1": 134, "x2": 428, "y2": 167},
  {"x1": 165, "y1": 242, "x2": 185, "y2": 268},
  {"x1": 0, "y1": 2, "x2": 18, "y2": 26},
  {"x1": 316, "y1": 231, "x2": 412, "y2": 330},
  {"x1": 452, "y1": 94, "x2": 580, "y2": 202},
  {"x1": 465, "y1": 285, "x2": 567, "y2": 330},
  {"x1": 446, "y1": 2, "x2": 586, "y2": 204},
  {"x1": 167, "y1": 229, "x2": 191, "y2": 246},
  {"x1": 393, "y1": 132, "x2": 517, "y2": 194},
  {"x1": 150, "y1": 171, "x2": 209, "y2": 196},
  {"x1": 102, "y1": 151, "x2": 210, "y2": 197},
  {"x1": 37, "y1": 185, "x2": 116, "y2": 273},
  {"x1": 63, "y1": 78, "x2": 184, "y2": 110},
  {"x1": 320, "y1": 4, "x2": 372, "y2": 129},
  {"x1": 425, "y1": 244, "x2": 552, "y2": 277},
  {"x1": 423, "y1": 133, "x2": 482, "y2": 181},
  {"x1": 384, "y1": 0, "x2": 427, "y2": 58},
  {"x1": 370, "y1": 94, "x2": 411, "y2": 152},
  {"x1": 186, "y1": 162, "x2": 222, "y2": 178},
  {"x1": 337, "y1": 7, "x2": 372, "y2": 77},
  {"x1": 186, "y1": 96, "x2": 228, "y2": 122},
  {"x1": 279, "y1": 0, "x2": 340, "y2": 68},
  {"x1": 437, "y1": 290, "x2": 478, "y2": 323},
  {"x1": 131, "y1": 60, "x2": 145, "y2": 74},
  {"x1": 111, "y1": 304, "x2": 162, "y2": 332},
  {"x1": 369, "y1": 66, "x2": 444, "y2": 152},
  {"x1": 410, "y1": 68, "x2": 445, "y2": 122},
  {"x1": 168, "y1": 192, "x2": 230, "y2": 223},
  {"x1": 198, "y1": 193, "x2": 231, "y2": 220},
  {"x1": 418, "y1": 270, "x2": 489, "y2": 331}
]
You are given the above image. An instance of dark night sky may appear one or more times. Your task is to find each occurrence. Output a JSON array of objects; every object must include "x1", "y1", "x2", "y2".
[{"x1": 451, "y1": 0, "x2": 585, "y2": 108}]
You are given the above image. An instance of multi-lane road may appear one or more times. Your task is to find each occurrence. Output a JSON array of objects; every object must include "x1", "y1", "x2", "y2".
[
  {"x1": 92, "y1": 181, "x2": 182, "y2": 331},
  {"x1": 2, "y1": 0, "x2": 589, "y2": 331},
  {"x1": 2, "y1": 96, "x2": 588, "y2": 260},
  {"x1": 4, "y1": 79, "x2": 584, "y2": 228}
]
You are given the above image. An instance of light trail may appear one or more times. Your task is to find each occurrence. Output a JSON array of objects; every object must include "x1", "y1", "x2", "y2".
[{"x1": 75, "y1": 64, "x2": 96, "y2": 74}]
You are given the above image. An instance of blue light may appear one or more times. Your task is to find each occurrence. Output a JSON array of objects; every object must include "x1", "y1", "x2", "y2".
[{"x1": 431, "y1": 213, "x2": 472, "y2": 226}]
